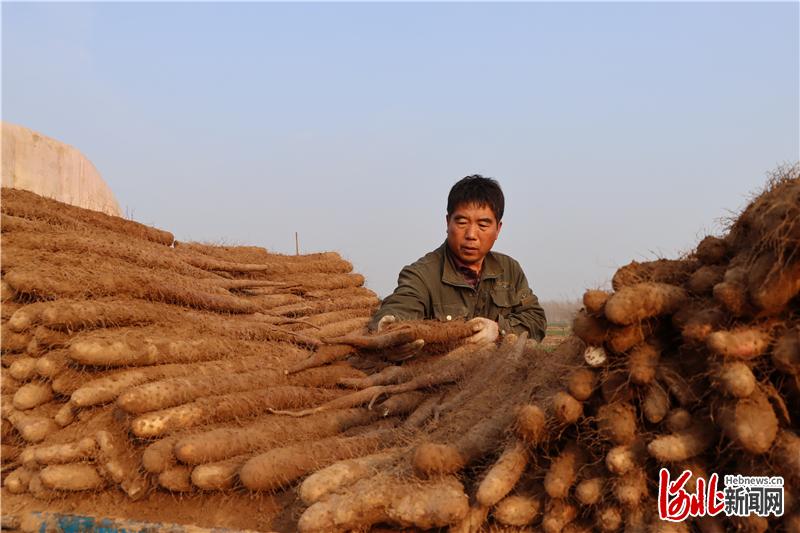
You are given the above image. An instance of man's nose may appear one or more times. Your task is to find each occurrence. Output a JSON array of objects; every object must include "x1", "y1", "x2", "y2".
[{"x1": 465, "y1": 224, "x2": 478, "y2": 239}]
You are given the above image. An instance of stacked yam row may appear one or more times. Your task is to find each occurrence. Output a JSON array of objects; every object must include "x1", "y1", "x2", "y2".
[{"x1": 0, "y1": 187, "x2": 391, "y2": 502}]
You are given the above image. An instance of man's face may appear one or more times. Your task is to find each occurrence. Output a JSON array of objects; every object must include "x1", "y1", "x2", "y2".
[{"x1": 446, "y1": 202, "x2": 502, "y2": 268}]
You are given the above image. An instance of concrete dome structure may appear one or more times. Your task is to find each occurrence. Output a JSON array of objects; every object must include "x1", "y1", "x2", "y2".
[{"x1": 2, "y1": 121, "x2": 121, "y2": 216}]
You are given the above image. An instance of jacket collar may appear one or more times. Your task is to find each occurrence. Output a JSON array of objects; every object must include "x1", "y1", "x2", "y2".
[{"x1": 439, "y1": 241, "x2": 503, "y2": 288}]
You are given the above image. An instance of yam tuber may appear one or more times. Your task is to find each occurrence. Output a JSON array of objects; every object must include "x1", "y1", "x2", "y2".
[
  {"x1": 713, "y1": 361, "x2": 756, "y2": 398},
  {"x1": 33, "y1": 437, "x2": 96, "y2": 465},
  {"x1": 516, "y1": 404, "x2": 546, "y2": 445},
  {"x1": 642, "y1": 383, "x2": 670, "y2": 423},
  {"x1": 297, "y1": 474, "x2": 468, "y2": 532},
  {"x1": 664, "y1": 408, "x2": 692, "y2": 433},
  {"x1": 707, "y1": 326, "x2": 772, "y2": 360},
  {"x1": 40, "y1": 464, "x2": 106, "y2": 491},
  {"x1": 628, "y1": 342, "x2": 660, "y2": 385},
  {"x1": 567, "y1": 368, "x2": 597, "y2": 401},
  {"x1": 773, "y1": 327, "x2": 800, "y2": 375},
  {"x1": 298, "y1": 449, "x2": 400, "y2": 504},
  {"x1": 717, "y1": 387, "x2": 778, "y2": 454},
  {"x1": 583, "y1": 290, "x2": 611, "y2": 315},
  {"x1": 544, "y1": 442, "x2": 585, "y2": 499},
  {"x1": 597, "y1": 402, "x2": 637, "y2": 445},
  {"x1": 575, "y1": 477, "x2": 605, "y2": 505},
  {"x1": 239, "y1": 429, "x2": 394, "y2": 491},
  {"x1": 695, "y1": 236, "x2": 728, "y2": 265},
  {"x1": 552, "y1": 391, "x2": 583, "y2": 425},
  {"x1": 595, "y1": 505, "x2": 623, "y2": 532},
  {"x1": 191, "y1": 455, "x2": 248, "y2": 491},
  {"x1": 13, "y1": 382, "x2": 53, "y2": 410},
  {"x1": 493, "y1": 493, "x2": 543, "y2": 527},
  {"x1": 604, "y1": 282, "x2": 688, "y2": 326},
  {"x1": 606, "y1": 440, "x2": 647, "y2": 475},
  {"x1": 613, "y1": 467, "x2": 648, "y2": 507},
  {"x1": 475, "y1": 440, "x2": 529, "y2": 507},
  {"x1": 542, "y1": 499, "x2": 578, "y2": 533},
  {"x1": 647, "y1": 422, "x2": 716, "y2": 462}
]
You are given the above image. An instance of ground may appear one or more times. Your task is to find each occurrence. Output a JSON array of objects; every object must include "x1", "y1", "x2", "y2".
[{"x1": 541, "y1": 321, "x2": 571, "y2": 349}]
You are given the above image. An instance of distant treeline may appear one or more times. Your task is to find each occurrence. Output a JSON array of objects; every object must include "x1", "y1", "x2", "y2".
[{"x1": 541, "y1": 299, "x2": 581, "y2": 325}]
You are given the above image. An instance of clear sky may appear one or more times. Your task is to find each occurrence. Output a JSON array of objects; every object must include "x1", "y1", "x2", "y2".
[{"x1": 3, "y1": 2, "x2": 798, "y2": 300}]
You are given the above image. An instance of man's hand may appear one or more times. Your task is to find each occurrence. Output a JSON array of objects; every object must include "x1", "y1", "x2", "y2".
[
  {"x1": 466, "y1": 317, "x2": 500, "y2": 345},
  {"x1": 377, "y1": 315, "x2": 425, "y2": 361}
]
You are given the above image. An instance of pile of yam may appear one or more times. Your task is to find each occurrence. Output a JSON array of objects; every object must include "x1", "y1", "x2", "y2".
[
  {"x1": 3, "y1": 163, "x2": 800, "y2": 533},
  {"x1": 0, "y1": 188, "x2": 386, "y2": 511},
  {"x1": 565, "y1": 164, "x2": 800, "y2": 533}
]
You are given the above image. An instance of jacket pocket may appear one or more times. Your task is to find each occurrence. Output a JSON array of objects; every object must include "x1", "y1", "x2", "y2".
[
  {"x1": 432, "y1": 302, "x2": 469, "y2": 321},
  {"x1": 490, "y1": 288, "x2": 520, "y2": 309}
]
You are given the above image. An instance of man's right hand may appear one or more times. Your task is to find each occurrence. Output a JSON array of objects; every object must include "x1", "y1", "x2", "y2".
[{"x1": 466, "y1": 317, "x2": 500, "y2": 345}]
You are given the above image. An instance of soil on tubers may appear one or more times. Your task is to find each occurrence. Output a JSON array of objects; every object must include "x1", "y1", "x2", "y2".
[{"x1": 2, "y1": 169, "x2": 799, "y2": 532}]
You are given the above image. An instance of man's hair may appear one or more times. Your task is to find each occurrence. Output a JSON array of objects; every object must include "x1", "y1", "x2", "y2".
[{"x1": 447, "y1": 174, "x2": 505, "y2": 222}]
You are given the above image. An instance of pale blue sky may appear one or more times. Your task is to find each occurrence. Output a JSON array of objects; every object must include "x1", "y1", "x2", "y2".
[{"x1": 3, "y1": 2, "x2": 798, "y2": 299}]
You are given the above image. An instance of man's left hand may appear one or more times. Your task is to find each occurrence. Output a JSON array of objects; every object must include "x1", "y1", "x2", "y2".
[{"x1": 466, "y1": 317, "x2": 500, "y2": 344}]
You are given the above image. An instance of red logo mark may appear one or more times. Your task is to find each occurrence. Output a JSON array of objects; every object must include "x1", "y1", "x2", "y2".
[{"x1": 658, "y1": 468, "x2": 725, "y2": 521}]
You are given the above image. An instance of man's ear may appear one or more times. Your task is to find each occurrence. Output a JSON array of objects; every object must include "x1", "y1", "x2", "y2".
[{"x1": 497, "y1": 220, "x2": 503, "y2": 234}]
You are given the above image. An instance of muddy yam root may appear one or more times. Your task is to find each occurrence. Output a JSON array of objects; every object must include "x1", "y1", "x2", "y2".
[
  {"x1": 567, "y1": 368, "x2": 597, "y2": 401},
  {"x1": 13, "y1": 382, "x2": 54, "y2": 410},
  {"x1": 713, "y1": 362, "x2": 756, "y2": 397},
  {"x1": 642, "y1": 383, "x2": 670, "y2": 423},
  {"x1": 628, "y1": 342, "x2": 660, "y2": 384},
  {"x1": 297, "y1": 474, "x2": 468, "y2": 532},
  {"x1": 33, "y1": 438, "x2": 97, "y2": 465},
  {"x1": 190, "y1": 456, "x2": 248, "y2": 491},
  {"x1": 174, "y1": 407, "x2": 385, "y2": 465},
  {"x1": 544, "y1": 442, "x2": 585, "y2": 499},
  {"x1": 696, "y1": 235, "x2": 728, "y2": 265},
  {"x1": 412, "y1": 442, "x2": 465, "y2": 477},
  {"x1": 494, "y1": 493, "x2": 543, "y2": 527},
  {"x1": 575, "y1": 477, "x2": 605, "y2": 505},
  {"x1": 597, "y1": 402, "x2": 637, "y2": 445},
  {"x1": 572, "y1": 311, "x2": 608, "y2": 346},
  {"x1": 707, "y1": 326, "x2": 772, "y2": 360},
  {"x1": 298, "y1": 449, "x2": 400, "y2": 505},
  {"x1": 475, "y1": 441, "x2": 528, "y2": 507},
  {"x1": 553, "y1": 391, "x2": 583, "y2": 424},
  {"x1": 40, "y1": 464, "x2": 106, "y2": 491},
  {"x1": 773, "y1": 328, "x2": 800, "y2": 374},
  {"x1": 604, "y1": 282, "x2": 688, "y2": 325},
  {"x1": 129, "y1": 386, "x2": 344, "y2": 437},
  {"x1": 717, "y1": 388, "x2": 778, "y2": 454},
  {"x1": 516, "y1": 404, "x2": 547, "y2": 445},
  {"x1": 239, "y1": 430, "x2": 394, "y2": 491},
  {"x1": 583, "y1": 290, "x2": 611, "y2": 315},
  {"x1": 647, "y1": 423, "x2": 717, "y2": 462}
]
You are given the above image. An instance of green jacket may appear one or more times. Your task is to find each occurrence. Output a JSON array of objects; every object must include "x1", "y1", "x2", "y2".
[{"x1": 369, "y1": 242, "x2": 547, "y2": 341}]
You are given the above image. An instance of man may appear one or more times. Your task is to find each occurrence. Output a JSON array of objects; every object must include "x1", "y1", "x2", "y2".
[{"x1": 369, "y1": 175, "x2": 547, "y2": 347}]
